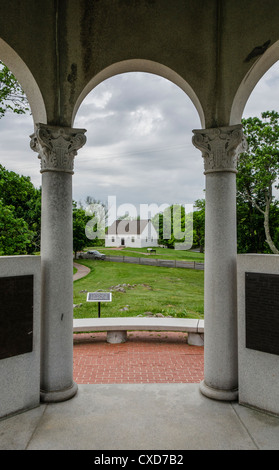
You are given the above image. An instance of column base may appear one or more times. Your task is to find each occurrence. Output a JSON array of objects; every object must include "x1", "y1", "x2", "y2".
[
  {"x1": 40, "y1": 382, "x2": 78, "y2": 403},
  {"x1": 199, "y1": 380, "x2": 238, "y2": 402}
]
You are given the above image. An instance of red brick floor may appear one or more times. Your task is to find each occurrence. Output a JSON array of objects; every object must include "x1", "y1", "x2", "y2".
[{"x1": 73, "y1": 331, "x2": 204, "y2": 384}]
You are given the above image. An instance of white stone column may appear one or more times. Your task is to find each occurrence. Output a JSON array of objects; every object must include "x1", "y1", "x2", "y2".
[
  {"x1": 30, "y1": 123, "x2": 86, "y2": 402},
  {"x1": 192, "y1": 125, "x2": 246, "y2": 401}
]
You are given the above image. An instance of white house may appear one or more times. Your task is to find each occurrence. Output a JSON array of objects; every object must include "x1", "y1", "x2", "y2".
[{"x1": 105, "y1": 219, "x2": 158, "y2": 248}]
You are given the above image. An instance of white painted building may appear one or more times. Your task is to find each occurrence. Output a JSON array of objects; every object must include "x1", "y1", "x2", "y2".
[{"x1": 105, "y1": 219, "x2": 158, "y2": 248}]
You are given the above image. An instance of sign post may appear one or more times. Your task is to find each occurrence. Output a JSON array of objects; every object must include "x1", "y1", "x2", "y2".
[{"x1": 86, "y1": 292, "x2": 112, "y2": 317}]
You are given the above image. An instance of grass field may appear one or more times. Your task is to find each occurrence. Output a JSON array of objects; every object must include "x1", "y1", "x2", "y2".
[
  {"x1": 85, "y1": 246, "x2": 204, "y2": 261},
  {"x1": 73, "y1": 259, "x2": 204, "y2": 320}
]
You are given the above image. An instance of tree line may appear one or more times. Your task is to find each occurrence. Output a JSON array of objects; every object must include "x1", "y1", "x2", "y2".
[
  {"x1": 0, "y1": 156, "x2": 278, "y2": 257},
  {"x1": 0, "y1": 167, "x2": 106, "y2": 257}
]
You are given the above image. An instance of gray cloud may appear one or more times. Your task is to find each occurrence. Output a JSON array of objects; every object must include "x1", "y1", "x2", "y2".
[
  {"x1": 1, "y1": 66, "x2": 279, "y2": 214},
  {"x1": 73, "y1": 72, "x2": 203, "y2": 209}
]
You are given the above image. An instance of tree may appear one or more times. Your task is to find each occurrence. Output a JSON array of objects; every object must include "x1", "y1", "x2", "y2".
[
  {"x1": 152, "y1": 205, "x2": 182, "y2": 248},
  {"x1": 238, "y1": 111, "x2": 279, "y2": 254},
  {"x1": 152, "y1": 204, "x2": 195, "y2": 249},
  {"x1": 236, "y1": 199, "x2": 266, "y2": 253},
  {"x1": 0, "y1": 165, "x2": 41, "y2": 253},
  {"x1": 72, "y1": 203, "x2": 91, "y2": 258},
  {"x1": 193, "y1": 199, "x2": 205, "y2": 252},
  {"x1": 73, "y1": 198, "x2": 108, "y2": 258},
  {"x1": 0, "y1": 60, "x2": 30, "y2": 118},
  {"x1": 77, "y1": 196, "x2": 107, "y2": 248},
  {"x1": 0, "y1": 200, "x2": 34, "y2": 255}
]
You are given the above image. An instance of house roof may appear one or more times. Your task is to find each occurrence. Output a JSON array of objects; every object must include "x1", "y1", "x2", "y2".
[{"x1": 107, "y1": 219, "x2": 154, "y2": 235}]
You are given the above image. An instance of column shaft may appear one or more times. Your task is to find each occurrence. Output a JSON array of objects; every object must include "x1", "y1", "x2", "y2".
[
  {"x1": 31, "y1": 124, "x2": 86, "y2": 402},
  {"x1": 193, "y1": 125, "x2": 246, "y2": 401},
  {"x1": 40, "y1": 171, "x2": 74, "y2": 398},
  {"x1": 203, "y1": 171, "x2": 238, "y2": 396}
]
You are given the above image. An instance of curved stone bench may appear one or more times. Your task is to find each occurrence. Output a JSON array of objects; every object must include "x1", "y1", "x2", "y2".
[{"x1": 73, "y1": 317, "x2": 204, "y2": 346}]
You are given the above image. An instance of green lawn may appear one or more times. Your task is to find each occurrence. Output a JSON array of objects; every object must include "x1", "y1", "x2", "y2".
[
  {"x1": 85, "y1": 246, "x2": 204, "y2": 261},
  {"x1": 73, "y1": 259, "x2": 204, "y2": 320}
]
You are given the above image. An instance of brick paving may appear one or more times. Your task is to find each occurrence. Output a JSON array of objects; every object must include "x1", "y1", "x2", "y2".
[{"x1": 73, "y1": 331, "x2": 204, "y2": 384}]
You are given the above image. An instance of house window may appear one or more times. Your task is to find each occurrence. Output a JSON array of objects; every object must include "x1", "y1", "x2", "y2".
[
  {"x1": 146, "y1": 237, "x2": 148, "y2": 242},
  {"x1": 131, "y1": 237, "x2": 135, "y2": 242},
  {"x1": 112, "y1": 237, "x2": 115, "y2": 242}
]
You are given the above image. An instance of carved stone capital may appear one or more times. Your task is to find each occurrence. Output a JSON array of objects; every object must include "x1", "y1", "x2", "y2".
[
  {"x1": 30, "y1": 123, "x2": 87, "y2": 174},
  {"x1": 192, "y1": 125, "x2": 247, "y2": 174}
]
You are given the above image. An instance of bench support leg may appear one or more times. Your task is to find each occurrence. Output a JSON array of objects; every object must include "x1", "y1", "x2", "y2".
[
  {"x1": 107, "y1": 330, "x2": 127, "y2": 344},
  {"x1": 188, "y1": 332, "x2": 204, "y2": 346}
]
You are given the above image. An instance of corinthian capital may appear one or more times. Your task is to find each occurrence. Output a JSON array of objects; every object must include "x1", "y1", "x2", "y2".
[
  {"x1": 30, "y1": 123, "x2": 87, "y2": 174},
  {"x1": 192, "y1": 125, "x2": 246, "y2": 174}
]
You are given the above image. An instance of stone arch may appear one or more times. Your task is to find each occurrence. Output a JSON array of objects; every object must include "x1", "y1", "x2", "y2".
[
  {"x1": 0, "y1": 38, "x2": 46, "y2": 125},
  {"x1": 71, "y1": 59, "x2": 205, "y2": 128},
  {"x1": 230, "y1": 40, "x2": 279, "y2": 125}
]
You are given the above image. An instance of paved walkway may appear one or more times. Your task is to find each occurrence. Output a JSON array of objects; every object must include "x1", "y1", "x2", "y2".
[
  {"x1": 73, "y1": 262, "x2": 90, "y2": 281},
  {"x1": 73, "y1": 331, "x2": 204, "y2": 384}
]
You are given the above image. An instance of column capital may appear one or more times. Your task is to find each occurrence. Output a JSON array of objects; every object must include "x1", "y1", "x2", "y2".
[
  {"x1": 192, "y1": 124, "x2": 247, "y2": 174},
  {"x1": 30, "y1": 123, "x2": 87, "y2": 174}
]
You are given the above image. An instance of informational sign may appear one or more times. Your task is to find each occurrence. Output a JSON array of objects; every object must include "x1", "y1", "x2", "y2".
[
  {"x1": 86, "y1": 292, "x2": 112, "y2": 317},
  {"x1": 87, "y1": 292, "x2": 112, "y2": 302},
  {"x1": 245, "y1": 272, "x2": 279, "y2": 356},
  {"x1": 0, "y1": 275, "x2": 34, "y2": 360}
]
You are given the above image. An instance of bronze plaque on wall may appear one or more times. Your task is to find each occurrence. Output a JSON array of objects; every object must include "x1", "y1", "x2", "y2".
[
  {"x1": 245, "y1": 272, "x2": 279, "y2": 355},
  {"x1": 0, "y1": 275, "x2": 34, "y2": 360}
]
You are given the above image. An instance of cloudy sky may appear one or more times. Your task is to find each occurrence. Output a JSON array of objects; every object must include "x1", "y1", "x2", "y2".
[{"x1": 1, "y1": 62, "x2": 279, "y2": 218}]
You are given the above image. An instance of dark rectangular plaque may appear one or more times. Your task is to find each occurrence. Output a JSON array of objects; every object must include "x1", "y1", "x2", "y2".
[
  {"x1": 0, "y1": 275, "x2": 34, "y2": 360},
  {"x1": 245, "y1": 272, "x2": 279, "y2": 355}
]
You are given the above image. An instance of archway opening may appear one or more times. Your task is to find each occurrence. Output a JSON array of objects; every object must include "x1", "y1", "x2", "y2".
[
  {"x1": 234, "y1": 56, "x2": 279, "y2": 255},
  {"x1": 74, "y1": 71, "x2": 204, "y2": 211},
  {"x1": 0, "y1": 39, "x2": 46, "y2": 255},
  {"x1": 242, "y1": 60, "x2": 279, "y2": 120},
  {"x1": 71, "y1": 68, "x2": 205, "y2": 384},
  {"x1": 0, "y1": 38, "x2": 46, "y2": 185}
]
